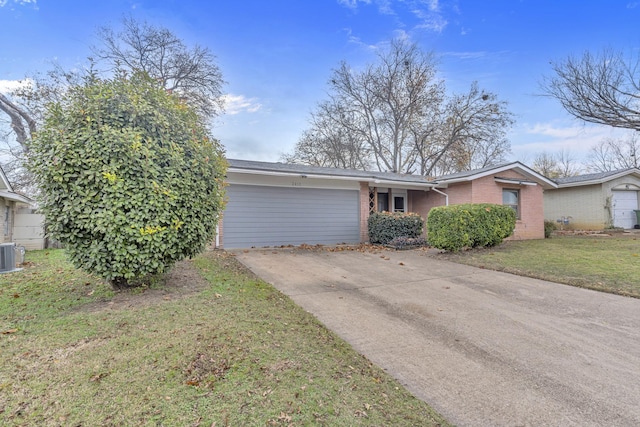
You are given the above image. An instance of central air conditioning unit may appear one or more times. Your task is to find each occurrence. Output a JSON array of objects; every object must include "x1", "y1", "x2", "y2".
[{"x1": 0, "y1": 242, "x2": 16, "y2": 272}]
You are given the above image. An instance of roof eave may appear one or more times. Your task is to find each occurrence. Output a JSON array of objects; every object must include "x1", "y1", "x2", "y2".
[
  {"x1": 435, "y1": 162, "x2": 558, "y2": 189},
  {"x1": 227, "y1": 167, "x2": 435, "y2": 189},
  {"x1": 556, "y1": 168, "x2": 640, "y2": 188},
  {"x1": 0, "y1": 191, "x2": 33, "y2": 204}
]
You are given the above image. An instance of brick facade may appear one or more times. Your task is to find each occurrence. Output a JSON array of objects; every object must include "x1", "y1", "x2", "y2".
[
  {"x1": 359, "y1": 182, "x2": 370, "y2": 242},
  {"x1": 456, "y1": 171, "x2": 545, "y2": 240},
  {"x1": 409, "y1": 170, "x2": 546, "y2": 240}
]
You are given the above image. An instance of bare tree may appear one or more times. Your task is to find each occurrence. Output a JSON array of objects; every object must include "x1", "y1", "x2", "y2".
[
  {"x1": 282, "y1": 101, "x2": 371, "y2": 169},
  {"x1": 0, "y1": 66, "x2": 86, "y2": 192},
  {"x1": 586, "y1": 132, "x2": 640, "y2": 172},
  {"x1": 0, "y1": 92, "x2": 36, "y2": 150},
  {"x1": 94, "y1": 17, "x2": 225, "y2": 118},
  {"x1": 418, "y1": 82, "x2": 513, "y2": 176},
  {"x1": 285, "y1": 39, "x2": 445, "y2": 174},
  {"x1": 531, "y1": 149, "x2": 582, "y2": 178},
  {"x1": 532, "y1": 152, "x2": 560, "y2": 178},
  {"x1": 284, "y1": 39, "x2": 514, "y2": 175},
  {"x1": 556, "y1": 149, "x2": 583, "y2": 177},
  {"x1": 542, "y1": 48, "x2": 640, "y2": 131}
]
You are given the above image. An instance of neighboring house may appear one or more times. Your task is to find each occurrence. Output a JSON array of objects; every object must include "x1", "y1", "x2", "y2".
[
  {"x1": 218, "y1": 159, "x2": 557, "y2": 249},
  {"x1": 0, "y1": 166, "x2": 45, "y2": 250},
  {"x1": 544, "y1": 168, "x2": 640, "y2": 230}
]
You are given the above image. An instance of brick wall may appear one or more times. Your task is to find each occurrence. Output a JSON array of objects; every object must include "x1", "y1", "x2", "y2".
[
  {"x1": 511, "y1": 179, "x2": 545, "y2": 240},
  {"x1": 359, "y1": 182, "x2": 370, "y2": 242},
  {"x1": 407, "y1": 190, "x2": 441, "y2": 236},
  {"x1": 448, "y1": 182, "x2": 472, "y2": 205},
  {"x1": 216, "y1": 216, "x2": 224, "y2": 248},
  {"x1": 476, "y1": 172, "x2": 544, "y2": 239},
  {"x1": 445, "y1": 171, "x2": 545, "y2": 240}
]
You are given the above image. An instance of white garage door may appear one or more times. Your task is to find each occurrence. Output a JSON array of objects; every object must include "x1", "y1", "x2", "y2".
[
  {"x1": 612, "y1": 190, "x2": 639, "y2": 229},
  {"x1": 222, "y1": 184, "x2": 361, "y2": 249}
]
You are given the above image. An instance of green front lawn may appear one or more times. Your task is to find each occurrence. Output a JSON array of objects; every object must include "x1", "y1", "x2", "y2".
[
  {"x1": 438, "y1": 234, "x2": 640, "y2": 297},
  {"x1": 0, "y1": 249, "x2": 449, "y2": 426}
]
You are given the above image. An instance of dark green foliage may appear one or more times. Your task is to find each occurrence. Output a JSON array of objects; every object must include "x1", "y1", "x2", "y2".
[
  {"x1": 427, "y1": 204, "x2": 516, "y2": 252},
  {"x1": 28, "y1": 72, "x2": 227, "y2": 288},
  {"x1": 544, "y1": 220, "x2": 557, "y2": 238},
  {"x1": 368, "y1": 212, "x2": 425, "y2": 245}
]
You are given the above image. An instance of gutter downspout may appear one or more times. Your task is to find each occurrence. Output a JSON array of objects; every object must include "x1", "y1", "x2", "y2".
[{"x1": 432, "y1": 188, "x2": 449, "y2": 206}]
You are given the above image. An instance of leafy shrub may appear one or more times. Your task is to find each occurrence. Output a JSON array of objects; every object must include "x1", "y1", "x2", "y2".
[
  {"x1": 427, "y1": 204, "x2": 516, "y2": 252},
  {"x1": 544, "y1": 220, "x2": 557, "y2": 238},
  {"x1": 368, "y1": 212, "x2": 425, "y2": 245},
  {"x1": 387, "y1": 236, "x2": 428, "y2": 249},
  {"x1": 28, "y1": 72, "x2": 227, "y2": 288}
]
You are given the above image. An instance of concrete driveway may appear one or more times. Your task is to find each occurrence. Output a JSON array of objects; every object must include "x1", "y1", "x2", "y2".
[{"x1": 233, "y1": 247, "x2": 640, "y2": 427}]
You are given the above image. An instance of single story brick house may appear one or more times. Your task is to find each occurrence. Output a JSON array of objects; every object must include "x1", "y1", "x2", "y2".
[
  {"x1": 217, "y1": 159, "x2": 557, "y2": 249},
  {"x1": 544, "y1": 168, "x2": 640, "y2": 230}
]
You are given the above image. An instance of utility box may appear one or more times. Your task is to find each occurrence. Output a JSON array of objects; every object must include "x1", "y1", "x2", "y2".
[
  {"x1": 0, "y1": 242, "x2": 16, "y2": 272},
  {"x1": 634, "y1": 210, "x2": 640, "y2": 229}
]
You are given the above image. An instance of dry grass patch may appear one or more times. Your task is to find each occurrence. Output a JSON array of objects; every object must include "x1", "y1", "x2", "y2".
[{"x1": 0, "y1": 249, "x2": 449, "y2": 426}]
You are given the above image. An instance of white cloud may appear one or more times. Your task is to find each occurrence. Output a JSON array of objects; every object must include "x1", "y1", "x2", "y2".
[
  {"x1": 443, "y1": 51, "x2": 489, "y2": 60},
  {"x1": 525, "y1": 122, "x2": 587, "y2": 139},
  {"x1": 337, "y1": 0, "x2": 371, "y2": 9},
  {"x1": 0, "y1": 0, "x2": 38, "y2": 8},
  {"x1": 337, "y1": 0, "x2": 448, "y2": 33},
  {"x1": 410, "y1": 0, "x2": 447, "y2": 32},
  {"x1": 0, "y1": 79, "x2": 32, "y2": 94},
  {"x1": 221, "y1": 94, "x2": 262, "y2": 115},
  {"x1": 511, "y1": 121, "x2": 632, "y2": 164}
]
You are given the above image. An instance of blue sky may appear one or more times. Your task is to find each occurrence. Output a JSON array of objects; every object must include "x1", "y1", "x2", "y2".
[{"x1": 1, "y1": 0, "x2": 639, "y2": 168}]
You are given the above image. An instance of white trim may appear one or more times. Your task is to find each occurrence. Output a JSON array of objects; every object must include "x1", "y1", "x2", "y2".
[
  {"x1": 0, "y1": 191, "x2": 32, "y2": 204},
  {"x1": 226, "y1": 172, "x2": 360, "y2": 190},
  {"x1": 0, "y1": 166, "x2": 13, "y2": 192},
  {"x1": 436, "y1": 162, "x2": 557, "y2": 189},
  {"x1": 612, "y1": 183, "x2": 640, "y2": 191},
  {"x1": 494, "y1": 178, "x2": 537, "y2": 186},
  {"x1": 228, "y1": 167, "x2": 435, "y2": 190},
  {"x1": 371, "y1": 179, "x2": 433, "y2": 190}
]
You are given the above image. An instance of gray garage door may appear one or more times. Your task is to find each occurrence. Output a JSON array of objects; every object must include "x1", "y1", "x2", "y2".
[
  {"x1": 222, "y1": 184, "x2": 361, "y2": 248},
  {"x1": 612, "y1": 190, "x2": 639, "y2": 229}
]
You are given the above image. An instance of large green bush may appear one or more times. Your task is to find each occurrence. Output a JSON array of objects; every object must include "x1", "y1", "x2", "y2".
[
  {"x1": 427, "y1": 204, "x2": 516, "y2": 252},
  {"x1": 368, "y1": 212, "x2": 424, "y2": 245},
  {"x1": 28, "y1": 72, "x2": 227, "y2": 288}
]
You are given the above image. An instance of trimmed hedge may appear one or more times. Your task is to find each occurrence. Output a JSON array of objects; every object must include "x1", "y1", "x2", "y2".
[
  {"x1": 368, "y1": 212, "x2": 425, "y2": 245},
  {"x1": 427, "y1": 204, "x2": 516, "y2": 252},
  {"x1": 28, "y1": 72, "x2": 226, "y2": 288},
  {"x1": 544, "y1": 220, "x2": 557, "y2": 238}
]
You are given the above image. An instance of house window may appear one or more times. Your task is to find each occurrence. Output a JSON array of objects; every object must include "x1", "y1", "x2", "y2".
[
  {"x1": 377, "y1": 193, "x2": 389, "y2": 212},
  {"x1": 394, "y1": 196, "x2": 405, "y2": 212},
  {"x1": 503, "y1": 189, "x2": 520, "y2": 219}
]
